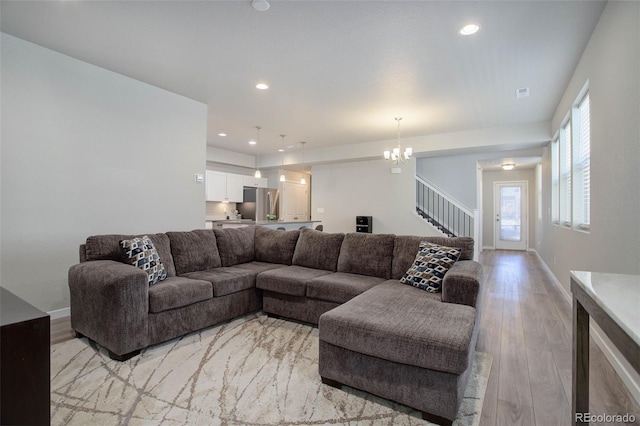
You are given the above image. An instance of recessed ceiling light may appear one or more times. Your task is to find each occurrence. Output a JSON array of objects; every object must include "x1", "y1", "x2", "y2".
[
  {"x1": 459, "y1": 24, "x2": 480, "y2": 35},
  {"x1": 218, "y1": 133, "x2": 227, "y2": 137},
  {"x1": 256, "y1": 83, "x2": 269, "y2": 90},
  {"x1": 278, "y1": 148, "x2": 284, "y2": 152},
  {"x1": 249, "y1": 140, "x2": 257, "y2": 145},
  {"x1": 252, "y1": 0, "x2": 270, "y2": 12}
]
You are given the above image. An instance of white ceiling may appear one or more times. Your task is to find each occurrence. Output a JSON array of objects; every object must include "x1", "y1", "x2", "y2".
[{"x1": 0, "y1": 0, "x2": 605, "y2": 157}]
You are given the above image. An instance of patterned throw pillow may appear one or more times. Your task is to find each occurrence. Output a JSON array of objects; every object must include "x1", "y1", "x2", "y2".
[
  {"x1": 400, "y1": 242, "x2": 461, "y2": 293},
  {"x1": 120, "y1": 235, "x2": 167, "y2": 286}
]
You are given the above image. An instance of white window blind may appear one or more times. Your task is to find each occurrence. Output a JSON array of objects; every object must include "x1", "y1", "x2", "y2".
[
  {"x1": 559, "y1": 121, "x2": 572, "y2": 226},
  {"x1": 551, "y1": 138, "x2": 560, "y2": 224},
  {"x1": 573, "y1": 93, "x2": 590, "y2": 229}
]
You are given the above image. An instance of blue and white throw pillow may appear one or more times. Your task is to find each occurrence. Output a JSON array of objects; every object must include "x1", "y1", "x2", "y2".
[
  {"x1": 120, "y1": 235, "x2": 167, "y2": 286},
  {"x1": 400, "y1": 241, "x2": 461, "y2": 293}
]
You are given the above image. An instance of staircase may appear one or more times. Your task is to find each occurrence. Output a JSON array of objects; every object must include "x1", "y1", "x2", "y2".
[{"x1": 415, "y1": 175, "x2": 478, "y2": 241}]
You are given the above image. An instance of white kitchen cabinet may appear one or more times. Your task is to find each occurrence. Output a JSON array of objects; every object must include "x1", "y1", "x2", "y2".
[
  {"x1": 242, "y1": 176, "x2": 268, "y2": 188},
  {"x1": 226, "y1": 174, "x2": 244, "y2": 202},
  {"x1": 205, "y1": 171, "x2": 227, "y2": 202},
  {"x1": 205, "y1": 171, "x2": 244, "y2": 202}
]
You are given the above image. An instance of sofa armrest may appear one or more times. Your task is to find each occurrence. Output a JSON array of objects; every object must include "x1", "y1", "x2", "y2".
[
  {"x1": 442, "y1": 260, "x2": 483, "y2": 308},
  {"x1": 68, "y1": 260, "x2": 149, "y2": 356}
]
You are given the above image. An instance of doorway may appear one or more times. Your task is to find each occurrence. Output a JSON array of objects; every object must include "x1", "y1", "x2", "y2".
[
  {"x1": 282, "y1": 181, "x2": 309, "y2": 221},
  {"x1": 494, "y1": 181, "x2": 528, "y2": 250}
]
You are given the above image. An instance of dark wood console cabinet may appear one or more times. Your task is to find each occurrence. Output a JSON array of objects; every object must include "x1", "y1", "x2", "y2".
[{"x1": 1, "y1": 287, "x2": 50, "y2": 425}]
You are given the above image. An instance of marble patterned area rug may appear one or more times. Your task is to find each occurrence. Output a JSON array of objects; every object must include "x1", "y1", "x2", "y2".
[{"x1": 51, "y1": 313, "x2": 491, "y2": 425}]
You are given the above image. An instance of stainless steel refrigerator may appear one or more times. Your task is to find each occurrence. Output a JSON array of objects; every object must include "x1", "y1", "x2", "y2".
[{"x1": 237, "y1": 187, "x2": 280, "y2": 221}]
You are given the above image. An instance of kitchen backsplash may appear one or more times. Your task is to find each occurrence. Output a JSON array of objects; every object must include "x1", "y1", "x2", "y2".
[{"x1": 206, "y1": 201, "x2": 238, "y2": 220}]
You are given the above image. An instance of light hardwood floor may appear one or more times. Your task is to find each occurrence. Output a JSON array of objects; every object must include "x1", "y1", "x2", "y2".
[
  {"x1": 477, "y1": 249, "x2": 639, "y2": 426},
  {"x1": 50, "y1": 250, "x2": 639, "y2": 425}
]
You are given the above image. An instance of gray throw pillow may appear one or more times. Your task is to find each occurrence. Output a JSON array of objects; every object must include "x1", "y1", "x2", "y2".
[{"x1": 400, "y1": 241, "x2": 461, "y2": 293}]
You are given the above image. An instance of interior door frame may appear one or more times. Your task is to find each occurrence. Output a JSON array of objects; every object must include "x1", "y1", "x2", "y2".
[{"x1": 493, "y1": 180, "x2": 528, "y2": 251}]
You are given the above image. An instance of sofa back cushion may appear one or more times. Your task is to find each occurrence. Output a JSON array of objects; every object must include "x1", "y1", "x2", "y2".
[
  {"x1": 213, "y1": 226, "x2": 256, "y2": 266},
  {"x1": 254, "y1": 226, "x2": 299, "y2": 265},
  {"x1": 336, "y1": 233, "x2": 395, "y2": 279},
  {"x1": 166, "y1": 230, "x2": 221, "y2": 275},
  {"x1": 84, "y1": 233, "x2": 176, "y2": 277},
  {"x1": 292, "y1": 228, "x2": 345, "y2": 271},
  {"x1": 391, "y1": 236, "x2": 474, "y2": 280}
]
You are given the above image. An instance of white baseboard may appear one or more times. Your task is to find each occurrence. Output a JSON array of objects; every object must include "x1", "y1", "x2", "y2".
[
  {"x1": 482, "y1": 245, "x2": 495, "y2": 251},
  {"x1": 531, "y1": 251, "x2": 640, "y2": 405},
  {"x1": 48, "y1": 307, "x2": 70, "y2": 320}
]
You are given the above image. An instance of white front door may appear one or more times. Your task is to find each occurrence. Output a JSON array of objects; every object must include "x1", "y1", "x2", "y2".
[{"x1": 494, "y1": 182, "x2": 528, "y2": 250}]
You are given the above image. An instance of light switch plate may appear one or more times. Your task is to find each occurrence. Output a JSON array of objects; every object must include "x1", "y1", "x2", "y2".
[
  {"x1": 317, "y1": 207, "x2": 325, "y2": 213},
  {"x1": 195, "y1": 173, "x2": 204, "y2": 183}
]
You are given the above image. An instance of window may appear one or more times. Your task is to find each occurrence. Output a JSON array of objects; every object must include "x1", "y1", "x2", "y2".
[
  {"x1": 559, "y1": 120, "x2": 572, "y2": 227},
  {"x1": 551, "y1": 136, "x2": 559, "y2": 224},
  {"x1": 573, "y1": 92, "x2": 590, "y2": 230},
  {"x1": 550, "y1": 83, "x2": 591, "y2": 232}
]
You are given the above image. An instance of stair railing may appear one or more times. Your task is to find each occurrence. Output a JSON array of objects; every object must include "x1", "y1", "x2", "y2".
[{"x1": 415, "y1": 176, "x2": 480, "y2": 259}]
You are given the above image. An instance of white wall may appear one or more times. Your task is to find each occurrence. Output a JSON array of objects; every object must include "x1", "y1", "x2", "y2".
[
  {"x1": 0, "y1": 34, "x2": 207, "y2": 312},
  {"x1": 542, "y1": 1, "x2": 640, "y2": 290},
  {"x1": 417, "y1": 153, "x2": 481, "y2": 209},
  {"x1": 540, "y1": 2, "x2": 640, "y2": 401},
  {"x1": 311, "y1": 158, "x2": 441, "y2": 236},
  {"x1": 482, "y1": 168, "x2": 536, "y2": 249},
  {"x1": 416, "y1": 148, "x2": 544, "y2": 212}
]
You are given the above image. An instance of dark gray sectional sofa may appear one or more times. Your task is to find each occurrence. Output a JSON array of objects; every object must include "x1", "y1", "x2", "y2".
[{"x1": 69, "y1": 225, "x2": 482, "y2": 425}]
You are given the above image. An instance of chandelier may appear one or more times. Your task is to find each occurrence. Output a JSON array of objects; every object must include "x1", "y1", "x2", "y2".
[{"x1": 383, "y1": 117, "x2": 412, "y2": 164}]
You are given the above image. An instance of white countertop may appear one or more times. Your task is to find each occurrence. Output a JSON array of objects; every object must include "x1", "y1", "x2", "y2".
[
  {"x1": 255, "y1": 220, "x2": 321, "y2": 225},
  {"x1": 571, "y1": 270, "x2": 640, "y2": 347},
  {"x1": 206, "y1": 219, "x2": 321, "y2": 225}
]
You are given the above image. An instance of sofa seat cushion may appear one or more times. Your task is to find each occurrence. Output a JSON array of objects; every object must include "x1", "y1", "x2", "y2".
[
  {"x1": 181, "y1": 267, "x2": 257, "y2": 297},
  {"x1": 232, "y1": 261, "x2": 287, "y2": 274},
  {"x1": 307, "y1": 272, "x2": 385, "y2": 304},
  {"x1": 148, "y1": 276, "x2": 212, "y2": 313},
  {"x1": 256, "y1": 266, "x2": 332, "y2": 297},
  {"x1": 318, "y1": 281, "x2": 476, "y2": 374}
]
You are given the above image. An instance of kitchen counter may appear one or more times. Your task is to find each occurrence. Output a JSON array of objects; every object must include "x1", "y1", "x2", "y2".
[{"x1": 206, "y1": 219, "x2": 321, "y2": 230}]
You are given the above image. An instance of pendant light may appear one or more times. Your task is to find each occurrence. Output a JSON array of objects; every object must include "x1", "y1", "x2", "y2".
[
  {"x1": 383, "y1": 117, "x2": 412, "y2": 164},
  {"x1": 300, "y1": 141, "x2": 307, "y2": 185},
  {"x1": 279, "y1": 135, "x2": 286, "y2": 182},
  {"x1": 254, "y1": 126, "x2": 262, "y2": 179}
]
